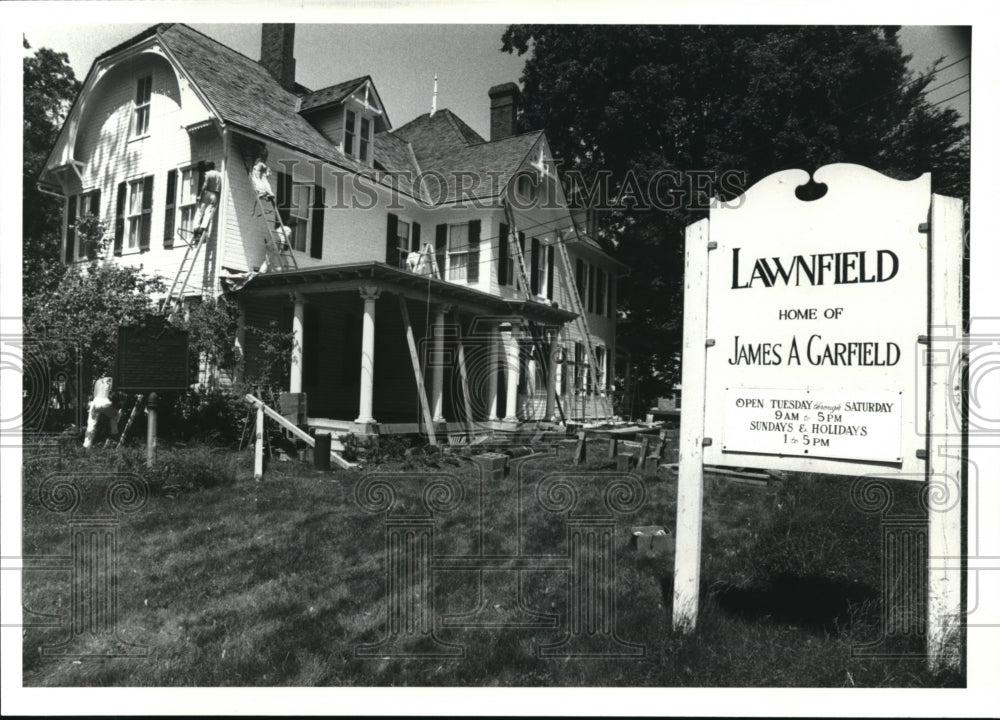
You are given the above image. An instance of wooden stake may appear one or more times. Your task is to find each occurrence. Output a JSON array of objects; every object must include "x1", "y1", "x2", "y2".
[
  {"x1": 254, "y1": 403, "x2": 264, "y2": 481},
  {"x1": 145, "y1": 392, "x2": 158, "y2": 468},
  {"x1": 608, "y1": 436, "x2": 618, "y2": 459},
  {"x1": 452, "y1": 309, "x2": 475, "y2": 433},
  {"x1": 398, "y1": 295, "x2": 437, "y2": 446},
  {"x1": 574, "y1": 430, "x2": 586, "y2": 465},
  {"x1": 673, "y1": 218, "x2": 710, "y2": 632}
]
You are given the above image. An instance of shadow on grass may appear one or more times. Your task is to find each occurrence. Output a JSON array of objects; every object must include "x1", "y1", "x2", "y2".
[{"x1": 709, "y1": 573, "x2": 877, "y2": 633}]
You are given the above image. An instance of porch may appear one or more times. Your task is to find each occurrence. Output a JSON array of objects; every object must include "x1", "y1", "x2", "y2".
[{"x1": 234, "y1": 262, "x2": 583, "y2": 438}]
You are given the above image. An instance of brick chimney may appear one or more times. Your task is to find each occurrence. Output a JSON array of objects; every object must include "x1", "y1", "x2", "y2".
[
  {"x1": 488, "y1": 82, "x2": 520, "y2": 141},
  {"x1": 260, "y1": 24, "x2": 296, "y2": 92}
]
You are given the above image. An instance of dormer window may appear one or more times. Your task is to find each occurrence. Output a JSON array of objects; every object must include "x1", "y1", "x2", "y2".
[
  {"x1": 131, "y1": 75, "x2": 152, "y2": 138},
  {"x1": 360, "y1": 117, "x2": 371, "y2": 162},
  {"x1": 344, "y1": 109, "x2": 356, "y2": 156},
  {"x1": 343, "y1": 107, "x2": 375, "y2": 164}
]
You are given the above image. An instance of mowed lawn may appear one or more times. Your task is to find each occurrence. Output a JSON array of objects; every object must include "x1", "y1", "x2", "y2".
[{"x1": 21, "y1": 441, "x2": 961, "y2": 687}]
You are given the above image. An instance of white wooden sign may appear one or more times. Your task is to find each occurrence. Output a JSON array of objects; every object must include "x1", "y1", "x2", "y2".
[
  {"x1": 702, "y1": 164, "x2": 928, "y2": 476},
  {"x1": 672, "y1": 163, "x2": 964, "y2": 672}
]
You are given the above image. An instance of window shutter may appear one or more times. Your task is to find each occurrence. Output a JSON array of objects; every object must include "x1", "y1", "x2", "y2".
[
  {"x1": 114, "y1": 182, "x2": 126, "y2": 255},
  {"x1": 576, "y1": 258, "x2": 585, "y2": 297},
  {"x1": 411, "y1": 222, "x2": 421, "y2": 252},
  {"x1": 435, "y1": 224, "x2": 447, "y2": 277},
  {"x1": 587, "y1": 263, "x2": 596, "y2": 313},
  {"x1": 277, "y1": 172, "x2": 291, "y2": 224},
  {"x1": 164, "y1": 169, "x2": 177, "y2": 248},
  {"x1": 467, "y1": 219, "x2": 480, "y2": 284},
  {"x1": 91, "y1": 189, "x2": 101, "y2": 221},
  {"x1": 310, "y1": 184, "x2": 325, "y2": 259},
  {"x1": 139, "y1": 175, "x2": 154, "y2": 251},
  {"x1": 385, "y1": 213, "x2": 398, "y2": 265},
  {"x1": 607, "y1": 275, "x2": 615, "y2": 318},
  {"x1": 498, "y1": 222, "x2": 509, "y2": 286},
  {"x1": 64, "y1": 195, "x2": 77, "y2": 263},
  {"x1": 517, "y1": 232, "x2": 525, "y2": 289},
  {"x1": 546, "y1": 245, "x2": 554, "y2": 300},
  {"x1": 530, "y1": 237, "x2": 540, "y2": 295}
]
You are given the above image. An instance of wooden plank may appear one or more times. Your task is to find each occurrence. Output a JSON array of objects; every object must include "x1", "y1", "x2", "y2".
[
  {"x1": 246, "y1": 394, "x2": 356, "y2": 470},
  {"x1": 398, "y1": 295, "x2": 438, "y2": 446},
  {"x1": 452, "y1": 309, "x2": 475, "y2": 432},
  {"x1": 673, "y1": 218, "x2": 710, "y2": 633},
  {"x1": 253, "y1": 404, "x2": 264, "y2": 481},
  {"x1": 927, "y1": 193, "x2": 964, "y2": 671},
  {"x1": 573, "y1": 430, "x2": 587, "y2": 465}
]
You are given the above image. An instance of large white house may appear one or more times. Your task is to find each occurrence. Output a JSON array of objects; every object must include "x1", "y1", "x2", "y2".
[{"x1": 39, "y1": 23, "x2": 626, "y2": 436}]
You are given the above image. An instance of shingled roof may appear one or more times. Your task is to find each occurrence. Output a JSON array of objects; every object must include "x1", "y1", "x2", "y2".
[
  {"x1": 299, "y1": 76, "x2": 369, "y2": 112},
  {"x1": 86, "y1": 24, "x2": 549, "y2": 207}
]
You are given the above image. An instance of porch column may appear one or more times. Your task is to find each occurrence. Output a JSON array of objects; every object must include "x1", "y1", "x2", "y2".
[
  {"x1": 502, "y1": 322, "x2": 520, "y2": 422},
  {"x1": 355, "y1": 284, "x2": 381, "y2": 424},
  {"x1": 289, "y1": 294, "x2": 305, "y2": 393},
  {"x1": 545, "y1": 331, "x2": 558, "y2": 422},
  {"x1": 431, "y1": 304, "x2": 452, "y2": 423},
  {"x1": 487, "y1": 324, "x2": 500, "y2": 421}
]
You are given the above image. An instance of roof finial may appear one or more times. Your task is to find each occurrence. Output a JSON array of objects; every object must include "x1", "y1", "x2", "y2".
[{"x1": 431, "y1": 74, "x2": 438, "y2": 117}]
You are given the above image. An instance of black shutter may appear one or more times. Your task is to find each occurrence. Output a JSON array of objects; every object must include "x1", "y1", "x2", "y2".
[
  {"x1": 576, "y1": 258, "x2": 585, "y2": 297},
  {"x1": 412, "y1": 222, "x2": 421, "y2": 252},
  {"x1": 164, "y1": 169, "x2": 177, "y2": 248},
  {"x1": 587, "y1": 264, "x2": 596, "y2": 312},
  {"x1": 546, "y1": 245, "x2": 554, "y2": 300},
  {"x1": 518, "y1": 231, "x2": 525, "y2": 289},
  {"x1": 498, "y1": 222, "x2": 509, "y2": 286},
  {"x1": 91, "y1": 189, "x2": 101, "y2": 221},
  {"x1": 139, "y1": 175, "x2": 154, "y2": 251},
  {"x1": 310, "y1": 184, "x2": 324, "y2": 259},
  {"x1": 277, "y1": 172, "x2": 291, "y2": 224},
  {"x1": 435, "y1": 224, "x2": 447, "y2": 278},
  {"x1": 385, "y1": 213, "x2": 398, "y2": 265},
  {"x1": 114, "y1": 182, "x2": 126, "y2": 255},
  {"x1": 530, "y1": 237, "x2": 540, "y2": 295},
  {"x1": 607, "y1": 274, "x2": 615, "y2": 318},
  {"x1": 467, "y1": 219, "x2": 480, "y2": 284},
  {"x1": 64, "y1": 195, "x2": 77, "y2": 263}
]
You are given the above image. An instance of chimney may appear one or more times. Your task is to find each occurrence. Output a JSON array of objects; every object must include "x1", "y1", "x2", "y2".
[
  {"x1": 488, "y1": 82, "x2": 520, "y2": 141},
  {"x1": 260, "y1": 24, "x2": 296, "y2": 92}
]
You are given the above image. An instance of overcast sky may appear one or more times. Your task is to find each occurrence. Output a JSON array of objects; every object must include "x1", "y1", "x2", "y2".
[{"x1": 22, "y1": 23, "x2": 970, "y2": 139}]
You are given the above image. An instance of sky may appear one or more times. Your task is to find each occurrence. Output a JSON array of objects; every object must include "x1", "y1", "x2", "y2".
[{"x1": 22, "y1": 23, "x2": 970, "y2": 139}]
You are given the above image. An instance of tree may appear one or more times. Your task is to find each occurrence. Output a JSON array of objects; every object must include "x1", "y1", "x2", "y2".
[
  {"x1": 502, "y1": 25, "x2": 970, "y2": 409},
  {"x1": 23, "y1": 37, "x2": 81, "y2": 298}
]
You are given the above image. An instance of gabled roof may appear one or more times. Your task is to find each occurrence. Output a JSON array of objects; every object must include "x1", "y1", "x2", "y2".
[
  {"x1": 392, "y1": 109, "x2": 486, "y2": 162},
  {"x1": 428, "y1": 131, "x2": 545, "y2": 204},
  {"x1": 299, "y1": 76, "x2": 369, "y2": 112}
]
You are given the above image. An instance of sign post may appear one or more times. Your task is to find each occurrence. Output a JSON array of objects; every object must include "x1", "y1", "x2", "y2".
[
  {"x1": 146, "y1": 392, "x2": 158, "y2": 467},
  {"x1": 673, "y1": 164, "x2": 964, "y2": 670}
]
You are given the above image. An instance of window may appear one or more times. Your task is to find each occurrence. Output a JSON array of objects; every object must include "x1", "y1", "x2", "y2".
[
  {"x1": 75, "y1": 191, "x2": 100, "y2": 259},
  {"x1": 447, "y1": 223, "x2": 469, "y2": 282},
  {"x1": 132, "y1": 75, "x2": 152, "y2": 138},
  {"x1": 289, "y1": 184, "x2": 311, "y2": 253},
  {"x1": 394, "y1": 219, "x2": 411, "y2": 268},
  {"x1": 177, "y1": 166, "x2": 199, "y2": 236},
  {"x1": 595, "y1": 345, "x2": 606, "y2": 392},
  {"x1": 360, "y1": 117, "x2": 371, "y2": 162},
  {"x1": 536, "y1": 240, "x2": 549, "y2": 297},
  {"x1": 575, "y1": 258, "x2": 586, "y2": 300},
  {"x1": 127, "y1": 178, "x2": 146, "y2": 249},
  {"x1": 344, "y1": 110, "x2": 356, "y2": 156}
]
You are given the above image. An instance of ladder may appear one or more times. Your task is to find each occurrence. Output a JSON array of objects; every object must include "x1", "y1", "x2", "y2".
[
  {"x1": 553, "y1": 228, "x2": 612, "y2": 421},
  {"x1": 502, "y1": 202, "x2": 567, "y2": 424},
  {"x1": 252, "y1": 192, "x2": 298, "y2": 273},
  {"x1": 160, "y1": 227, "x2": 207, "y2": 316}
]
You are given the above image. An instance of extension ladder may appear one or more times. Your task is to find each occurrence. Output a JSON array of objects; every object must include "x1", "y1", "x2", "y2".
[
  {"x1": 252, "y1": 192, "x2": 299, "y2": 273},
  {"x1": 160, "y1": 227, "x2": 207, "y2": 316}
]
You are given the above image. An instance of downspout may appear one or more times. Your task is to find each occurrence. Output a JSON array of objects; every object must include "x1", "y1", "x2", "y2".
[{"x1": 214, "y1": 126, "x2": 231, "y2": 298}]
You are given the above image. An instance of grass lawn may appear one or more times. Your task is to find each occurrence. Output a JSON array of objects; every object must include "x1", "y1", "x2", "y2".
[{"x1": 21, "y1": 440, "x2": 962, "y2": 687}]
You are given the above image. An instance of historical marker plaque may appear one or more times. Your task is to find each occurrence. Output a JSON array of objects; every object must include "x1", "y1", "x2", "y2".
[{"x1": 114, "y1": 315, "x2": 190, "y2": 391}]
